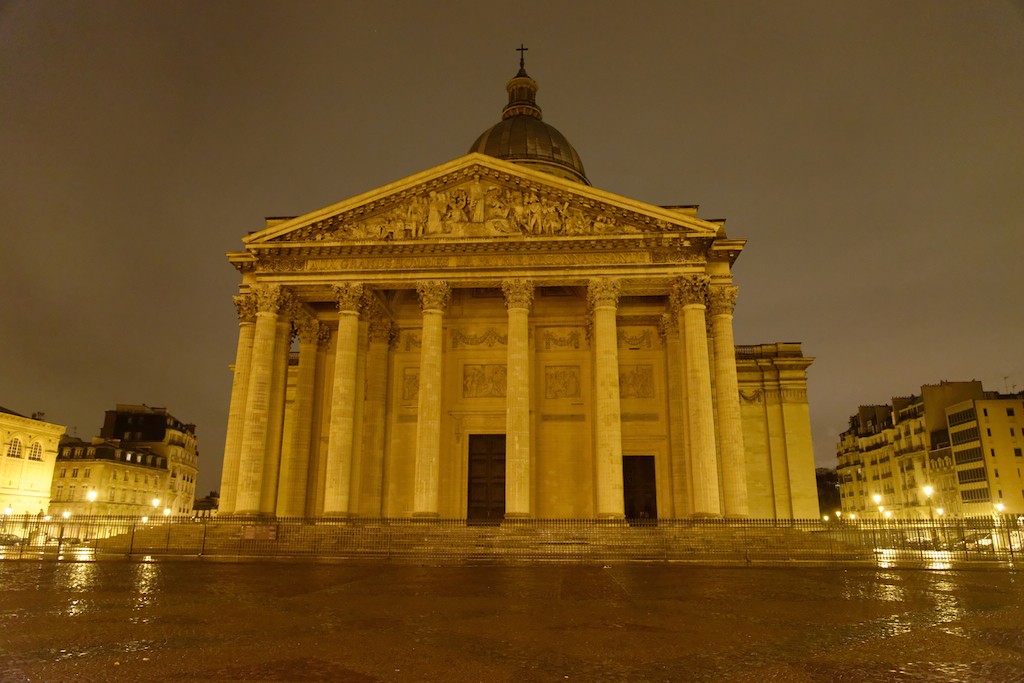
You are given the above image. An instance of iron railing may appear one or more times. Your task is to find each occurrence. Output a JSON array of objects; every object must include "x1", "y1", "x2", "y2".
[{"x1": 0, "y1": 514, "x2": 1020, "y2": 566}]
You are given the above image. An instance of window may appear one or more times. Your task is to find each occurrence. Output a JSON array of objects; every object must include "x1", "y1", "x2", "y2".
[
  {"x1": 984, "y1": 408, "x2": 989, "y2": 417},
  {"x1": 56, "y1": 486, "x2": 63, "y2": 500},
  {"x1": 28, "y1": 443, "x2": 43, "y2": 460},
  {"x1": 1012, "y1": 428, "x2": 1017, "y2": 437},
  {"x1": 987, "y1": 429, "x2": 992, "y2": 436},
  {"x1": 991, "y1": 449, "x2": 997, "y2": 458},
  {"x1": 1015, "y1": 448, "x2": 1022, "y2": 458},
  {"x1": 1009, "y1": 408, "x2": 1016, "y2": 417},
  {"x1": 69, "y1": 485, "x2": 76, "y2": 500},
  {"x1": 113, "y1": 470, "x2": 118, "y2": 481},
  {"x1": 71, "y1": 468, "x2": 78, "y2": 478},
  {"x1": 108, "y1": 487, "x2": 114, "y2": 500},
  {"x1": 83, "y1": 468, "x2": 90, "y2": 478},
  {"x1": 6, "y1": 438, "x2": 22, "y2": 458},
  {"x1": 60, "y1": 468, "x2": 66, "y2": 478}
]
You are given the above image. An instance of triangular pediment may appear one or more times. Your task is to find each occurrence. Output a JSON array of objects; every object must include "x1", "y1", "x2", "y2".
[{"x1": 244, "y1": 154, "x2": 721, "y2": 246}]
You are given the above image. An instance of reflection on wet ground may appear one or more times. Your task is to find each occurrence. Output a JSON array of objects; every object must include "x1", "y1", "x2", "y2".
[{"x1": 1, "y1": 561, "x2": 1022, "y2": 682}]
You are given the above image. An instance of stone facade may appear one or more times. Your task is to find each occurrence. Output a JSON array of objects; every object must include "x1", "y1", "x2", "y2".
[
  {"x1": 218, "y1": 63, "x2": 818, "y2": 521},
  {"x1": 0, "y1": 408, "x2": 65, "y2": 515},
  {"x1": 837, "y1": 381, "x2": 1024, "y2": 519},
  {"x1": 216, "y1": 152, "x2": 819, "y2": 520}
]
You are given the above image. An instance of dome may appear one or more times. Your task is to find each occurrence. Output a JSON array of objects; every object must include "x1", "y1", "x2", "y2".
[{"x1": 469, "y1": 62, "x2": 590, "y2": 185}]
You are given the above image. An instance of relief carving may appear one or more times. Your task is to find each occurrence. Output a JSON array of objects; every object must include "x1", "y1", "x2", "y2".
[
  {"x1": 280, "y1": 176, "x2": 642, "y2": 243},
  {"x1": 402, "y1": 369, "x2": 419, "y2": 401},
  {"x1": 618, "y1": 329, "x2": 654, "y2": 349},
  {"x1": 541, "y1": 329, "x2": 582, "y2": 350},
  {"x1": 403, "y1": 333, "x2": 422, "y2": 352},
  {"x1": 451, "y1": 328, "x2": 507, "y2": 349},
  {"x1": 619, "y1": 365, "x2": 655, "y2": 399},
  {"x1": 545, "y1": 366, "x2": 581, "y2": 399},
  {"x1": 463, "y1": 364, "x2": 507, "y2": 398}
]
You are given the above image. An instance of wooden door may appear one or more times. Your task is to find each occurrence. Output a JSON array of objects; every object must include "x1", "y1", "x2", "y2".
[{"x1": 467, "y1": 434, "x2": 506, "y2": 522}]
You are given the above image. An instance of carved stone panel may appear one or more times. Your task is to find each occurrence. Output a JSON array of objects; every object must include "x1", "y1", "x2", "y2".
[
  {"x1": 617, "y1": 328, "x2": 656, "y2": 349},
  {"x1": 402, "y1": 369, "x2": 419, "y2": 401},
  {"x1": 545, "y1": 366, "x2": 581, "y2": 399},
  {"x1": 619, "y1": 365, "x2": 655, "y2": 399},
  {"x1": 451, "y1": 328, "x2": 507, "y2": 349},
  {"x1": 463, "y1": 364, "x2": 507, "y2": 398},
  {"x1": 540, "y1": 328, "x2": 583, "y2": 351}
]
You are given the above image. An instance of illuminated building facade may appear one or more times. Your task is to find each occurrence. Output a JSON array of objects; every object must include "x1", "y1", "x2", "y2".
[
  {"x1": 217, "y1": 62, "x2": 820, "y2": 521},
  {"x1": 837, "y1": 381, "x2": 1024, "y2": 518}
]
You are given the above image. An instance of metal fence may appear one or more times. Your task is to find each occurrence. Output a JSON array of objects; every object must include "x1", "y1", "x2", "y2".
[{"x1": 0, "y1": 514, "x2": 1020, "y2": 566}]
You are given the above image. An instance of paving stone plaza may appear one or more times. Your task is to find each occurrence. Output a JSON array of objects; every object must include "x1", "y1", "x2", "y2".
[{"x1": 1, "y1": 560, "x2": 1022, "y2": 682}]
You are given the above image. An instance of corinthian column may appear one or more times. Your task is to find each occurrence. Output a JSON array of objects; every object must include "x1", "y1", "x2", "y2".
[
  {"x1": 413, "y1": 281, "x2": 450, "y2": 517},
  {"x1": 659, "y1": 313, "x2": 690, "y2": 517},
  {"x1": 235, "y1": 284, "x2": 285, "y2": 515},
  {"x1": 709, "y1": 285, "x2": 749, "y2": 517},
  {"x1": 276, "y1": 314, "x2": 320, "y2": 517},
  {"x1": 260, "y1": 298, "x2": 294, "y2": 515},
  {"x1": 219, "y1": 293, "x2": 257, "y2": 515},
  {"x1": 503, "y1": 279, "x2": 534, "y2": 518},
  {"x1": 589, "y1": 278, "x2": 625, "y2": 519},
  {"x1": 671, "y1": 275, "x2": 721, "y2": 516},
  {"x1": 360, "y1": 299, "x2": 394, "y2": 517},
  {"x1": 322, "y1": 283, "x2": 364, "y2": 517}
]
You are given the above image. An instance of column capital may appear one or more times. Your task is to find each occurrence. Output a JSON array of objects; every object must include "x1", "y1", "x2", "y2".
[
  {"x1": 587, "y1": 278, "x2": 621, "y2": 309},
  {"x1": 708, "y1": 285, "x2": 739, "y2": 316},
  {"x1": 670, "y1": 275, "x2": 710, "y2": 310},
  {"x1": 233, "y1": 293, "x2": 258, "y2": 323},
  {"x1": 416, "y1": 281, "x2": 451, "y2": 312},
  {"x1": 366, "y1": 299, "x2": 397, "y2": 344},
  {"x1": 657, "y1": 312, "x2": 678, "y2": 341},
  {"x1": 502, "y1": 279, "x2": 535, "y2": 311},
  {"x1": 252, "y1": 284, "x2": 287, "y2": 314},
  {"x1": 333, "y1": 283, "x2": 364, "y2": 313},
  {"x1": 295, "y1": 314, "x2": 322, "y2": 345}
]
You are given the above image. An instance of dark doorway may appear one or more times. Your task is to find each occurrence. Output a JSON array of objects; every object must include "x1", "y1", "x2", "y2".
[
  {"x1": 467, "y1": 434, "x2": 506, "y2": 522},
  {"x1": 623, "y1": 455, "x2": 658, "y2": 523}
]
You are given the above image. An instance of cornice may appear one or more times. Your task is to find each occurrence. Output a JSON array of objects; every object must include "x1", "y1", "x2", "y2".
[{"x1": 244, "y1": 155, "x2": 723, "y2": 246}]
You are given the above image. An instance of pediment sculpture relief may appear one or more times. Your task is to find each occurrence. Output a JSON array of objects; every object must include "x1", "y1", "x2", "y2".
[{"x1": 279, "y1": 178, "x2": 648, "y2": 242}]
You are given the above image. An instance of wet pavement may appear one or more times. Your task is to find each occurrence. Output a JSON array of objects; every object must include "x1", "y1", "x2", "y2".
[{"x1": 1, "y1": 560, "x2": 1022, "y2": 682}]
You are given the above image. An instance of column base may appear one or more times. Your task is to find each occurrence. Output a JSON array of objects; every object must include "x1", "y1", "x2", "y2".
[
  {"x1": 690, "y1": 512, "x2": 724, "y2": 519},
  {"x1": 411, "y1": 511, "x2": 440, "y2": 519},
  {"x1": 503, "y1": 512, "x2": 532, "y2": 520},
  {"x1": 596, "y1": 513, "x2": 626, "y2": 520},
  {"x1": 321, "y1": 511, "x2": 352, "y2": 520}
]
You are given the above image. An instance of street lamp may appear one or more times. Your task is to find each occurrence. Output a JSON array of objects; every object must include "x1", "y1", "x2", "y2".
[{"x1": 152, "y1": 498, "x2": 160, "y2": 509}]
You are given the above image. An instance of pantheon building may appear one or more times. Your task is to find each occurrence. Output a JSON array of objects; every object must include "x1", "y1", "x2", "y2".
[{"x1": 218, "y1": 61, "x2": 819, "y2": 521}]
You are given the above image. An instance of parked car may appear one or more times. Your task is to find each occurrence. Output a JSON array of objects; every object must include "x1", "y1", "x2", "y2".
[{"x1": 0, "y1": 533, "x2": 23, "y2": 545}]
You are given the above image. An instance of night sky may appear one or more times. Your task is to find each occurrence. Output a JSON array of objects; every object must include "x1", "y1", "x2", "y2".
[{"x1": 2, "y1": 1, "x2": 1022, "y2": 496}]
